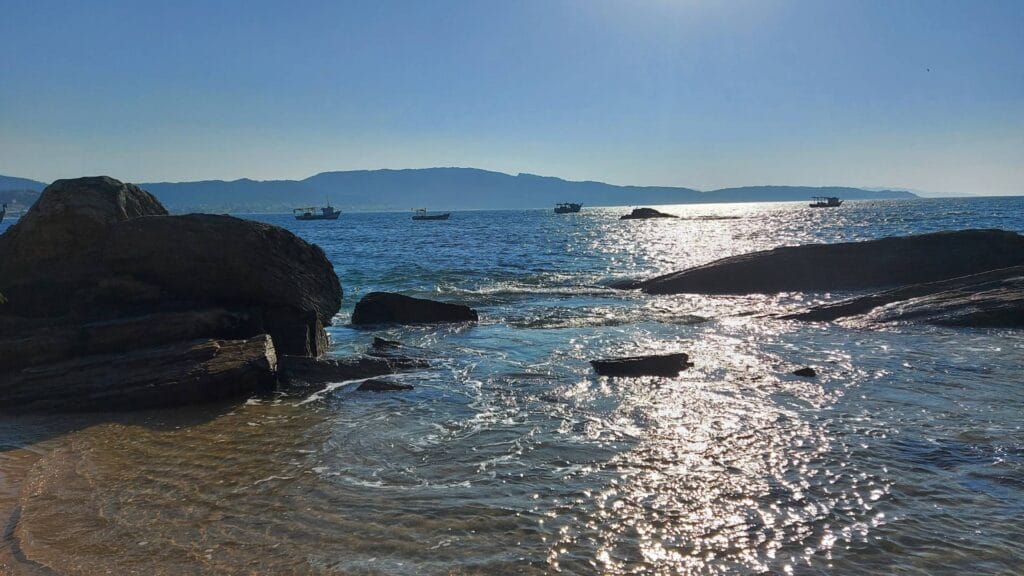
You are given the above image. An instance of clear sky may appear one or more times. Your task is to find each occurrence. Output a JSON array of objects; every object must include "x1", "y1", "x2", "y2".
[{"x1": 1, "y1": 0, "x2": 1022, "y2": 195}]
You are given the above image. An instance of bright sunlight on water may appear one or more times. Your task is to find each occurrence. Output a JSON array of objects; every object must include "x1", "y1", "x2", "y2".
[{"x1": 2, "y1": 197, "x2": 1023, "y2": 575}]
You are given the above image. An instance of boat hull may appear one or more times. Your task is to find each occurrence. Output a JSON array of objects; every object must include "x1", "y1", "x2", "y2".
[
  {"x1": 412, "y1": 213, "x2": 450, "y2": 220},
  {"x1": 295, "y1": 213, "x2": 341, "y2": 220}
]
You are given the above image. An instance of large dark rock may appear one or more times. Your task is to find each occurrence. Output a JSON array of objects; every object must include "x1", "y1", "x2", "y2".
[
  {"x1": 0, "y1": 177, "x2": 168, "y2": 316},
  {"x1": 104, "y1": 213, "x2": 341, "y2": 326},
  {"x1": 351, "y1": 292, "x2": 478, "y2": 325},
  {"x1": 638, "y1": 229, "x2": 1024, "y2": 295},
  {"x1": 591, "y1": 353, "x2": 691, "y2": 377},
  {"x1": 786, "y1": 266, "x2": 1024, "y2": 327},
  {"x1": 620, "y1": 207, "x2": 678, "y2": 220},
  {"x1": 0, "y1": 336, "x2": 278, "y2": 412},
  {"x1": 0, "y1": 176, "x2": 344, "y2": 410}
]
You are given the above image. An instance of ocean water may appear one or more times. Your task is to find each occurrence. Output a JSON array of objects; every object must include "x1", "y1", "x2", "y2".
[{"x1": 2, "y1": 197, "x2": 1023, "y2": 575}]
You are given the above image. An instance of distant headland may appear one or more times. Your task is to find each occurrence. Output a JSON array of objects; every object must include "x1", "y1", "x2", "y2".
[{"x1": 0, "y1": 168, "x2": 917, "y2": 214}]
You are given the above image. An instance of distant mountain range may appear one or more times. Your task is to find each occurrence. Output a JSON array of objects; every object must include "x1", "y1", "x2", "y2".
[{"x1": 0, "y1": 168, "x2": 917, "y2": 213}]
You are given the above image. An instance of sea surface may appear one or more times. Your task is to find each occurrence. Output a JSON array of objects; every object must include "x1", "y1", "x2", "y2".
[{"x1": 2, "y1": 197, "x2": 1023, "y2": 575}]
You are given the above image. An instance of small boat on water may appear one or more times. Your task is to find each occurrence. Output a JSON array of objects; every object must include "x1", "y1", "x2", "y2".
[
  {"x1": 293, "y1": 205, "x2": 341, "y2": 220},
  {"x1": 809, "y1": 196, "x2": 843, "y2": 208},
  {"x1": 554, "y1": 202, "x2": 582, "y2": 214},
  {"x1": 412, "y1": 208, "x2": 450, "y2": 221}
]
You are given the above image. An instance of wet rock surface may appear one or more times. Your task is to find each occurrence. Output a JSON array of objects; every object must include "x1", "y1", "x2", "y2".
[
  {"x1": 787, "y1": 266, "x2": 1024, "y2": 327},
  {"x1": 351, "y1": 292, "x2": 478, "y2": 325},
  {"x1": 356, "y1": 379, "x2": 415, "y2": 392},
  {"x1": 591, "y1": 353, "x2": 692, "y2": 377},
  {"x1": 0, "y1": 176, "x2": 343, "y2": 411},
  {"x1": 278, "y1": 355, "x2": 429, "y2": 386},
  {"x1": 638, "y1": 229, "x2": 1024, "y2": 295}
]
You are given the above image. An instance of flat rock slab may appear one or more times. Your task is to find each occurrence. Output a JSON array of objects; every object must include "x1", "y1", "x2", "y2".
[
  {"x1": 638, "y1": 229, "x2": 1024, "y2": 295},
  {"x1": 0, "y1": 335, "x2": 277, "y2": 412},
  {"x1": 0, "y1": 308, "x2": 256, "y2": 372},
  {"x1": 620, "y1": 207, "x2": 678, "y2": 220},
  {"x1": 591, "y1": 353, "x2": 691, "y2": 377},
  {"x1": 786, "y1": 265, "x2": 1024, "y2": 328},
  {"x1": 351, "y1": 292, "x2": 478, "y2": 325}
]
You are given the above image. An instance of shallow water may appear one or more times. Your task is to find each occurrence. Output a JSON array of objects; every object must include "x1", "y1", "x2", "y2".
[{"x1": 2, "y1": 198, "x2": 1024, "y2": 575}]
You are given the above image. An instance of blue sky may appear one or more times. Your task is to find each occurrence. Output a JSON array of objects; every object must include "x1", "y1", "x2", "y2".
[{"x1": 1, "y1": 0, "x2": 1022, "y2": 194}]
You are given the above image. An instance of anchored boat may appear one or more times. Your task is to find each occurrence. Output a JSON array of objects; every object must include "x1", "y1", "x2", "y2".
[
  {"x1": 293, "y1": 205, "x2": 341, "y2": 220},
  {"x1": 809, "y1": 196, "x2": 843, "y2": 208},
  {"x1": 554, "y1": 202, "x2": 582, "y2": 214},
  {"x1": 412, "y1": 208, "x2": 450, "y2": 220}
]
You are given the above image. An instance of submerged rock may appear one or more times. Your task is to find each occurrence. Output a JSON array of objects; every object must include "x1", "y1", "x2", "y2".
[
  {"x1": 278, "y1": 355, "x2": 429, "y2": 386},
  {"x1": 787, "y1": 266, "x2": 1024, "y2": 328},
  {"x1": 356, "y1": 379, "x2": 414, "y2": 392},
  {"x1": 591, "y1": 353, "x2": 691, "y2": 377},
  {"x1": 0, "y1": 176, "x2": 344, "y2": 411},
  {"x1": 351, "y1": 292, "x2": 478, "y2": 325},
  {"x1": 620, "y1": 207, "x2": 678, "y2": 220},
  {"x1": 792, "y1": 367, "x2": 817, "y2": 377},
  {"x1": 637, "y1": 229, "x2": 1024, "y2": 295}
]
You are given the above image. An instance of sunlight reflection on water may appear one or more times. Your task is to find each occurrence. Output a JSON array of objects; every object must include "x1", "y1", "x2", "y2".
[{"x1": 2, "y1": 198, "x2": 1024, "y2": 574}]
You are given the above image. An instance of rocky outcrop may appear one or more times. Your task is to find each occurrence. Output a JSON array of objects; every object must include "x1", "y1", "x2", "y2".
[
  {"x1": 351, "y1": 292, "x2": 478, "y2": 325},
  {"x1": 0, "y1": 336, "x2": 278, "y2": 412},
  {"x1": 792, "y1": 367, "x2": 817, "y2": 377},
  {"x1": 591, "y1": 353, "x2": 692, "y2": 377},
  {"x1": 786, "y1": 266, "x2": 1024, "y2": 327},
  {"x1": 620, "y1": 207, "x2": 678, "y2": 220},
  {"x1": 105, "y1": 214, "x2": 340, "y2": 326},
  {"x1": 0, "y1": 176, "x2": 344, "y2": 411},
  {"x1": 637, "y1": 229, "x2": 1024, "y2": 295},
  {"x1": 0, "y1": 309, "x2": 257, "y2": 371}
]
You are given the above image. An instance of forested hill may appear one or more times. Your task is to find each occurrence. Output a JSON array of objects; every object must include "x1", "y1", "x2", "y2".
[{"x1": 0, "y1": 168, "x2": 917, "y2": 213}]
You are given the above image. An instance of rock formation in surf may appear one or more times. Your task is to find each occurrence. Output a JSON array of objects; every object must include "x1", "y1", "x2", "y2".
[
  {"x1": 634, "y1": 229, "x2": 1024, "y2": 295},
  {"x1": 620, "y1": 207, "x2": 678, "y2": 220},
  {"x1": 785, "y1": 265, "x2": 1024, "y2": 328},
  {"x1": 0, "y1": 176, "x2": 413, "y2": 411},
  {"x1": 351, "y1": 292, "x2": 479, "y2": 325}
]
